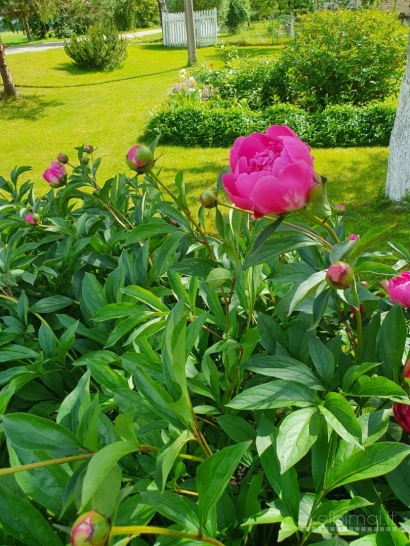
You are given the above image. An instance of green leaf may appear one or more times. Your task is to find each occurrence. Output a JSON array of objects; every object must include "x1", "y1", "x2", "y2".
[
  {"x1": 319, "y1": 393, "x2": 363, "y2": 448},
  {"x1": 217, "y1": 415, "x2": 257, "y2": 443},
  {"x1": 81, "y1": 273, "x2": 107, "y2": 317},
  {"x1": 92, "y1": 303, "x2": 144, "y2": 321},
  {"x1": 81, "y1": 441, "x2": 138, "y2": 508},
  {"x1": 121, "y1": 285, "x2": 169, "y2": 313},
  {"x1": 312, "y1": 497, "x2": 372, "y2": 525},
  {"x1": 349, "y1": 225, "x2": 395, "y2": 261},
  {"x1": 57, "y1": 370, "x2": 90, "y2": 432},
  {"x1": 30, "y1": 296, "x2": 73, "y2": 314},
  {"x1": 92, "y1": 464, "x2": 122, "y2": 517},
  {"x1": 227, "y1": 380, "x2": 321, "y2": 410},
  {"x1": 241, "y1": 355, "x2": 324, "y2": 390},
  {"x1": 244, "y1": 234, "x2": 319, "y2": 268},
  {"x1": 359, "y1": 409, "x2": 391, "y2": 447},
  {"x1": 341, "y1": 362, "x2": 380, "y2": 392},
  {"x1": 386, "y1": 457, "x2": 410, "y2": 508},
  {"x1": 346, "y1": 375, "x2": 408, "y2": 399},
  {"x1": 156, "y1": 231, "x2": 186, "y2": 276},
  {"x1": 310, "y1": 289, "x2": 331, "y2": 331},
  {"x1": 115, "y1": 412, "x2": 139, "y2": 446},
  {"x1": 0, "y1": 484, "x2": 64, "y2": 546},
  {"x1": 155, "y1": 430, "x2": 194, "y2": 492},
  {"x1": 354, "y1": 262, "x2": 397, "y2": 275},
  {"x1": 140, "y1": 491, "x2": 199, "y2": 532},
  {"x1": 2, "y1": 413, "x2": 85, "y2": 456},
  {"x1": 38, "y1": 323, "x2": 57, "y2": 357},
  {"x1": 377, "y1": 304, "x2": 407, "y2": 382},
  {"x1": 325, "y1": 442, "x2": 410, "y2": 491},
  {"x1": 289, "y1": 271, "x2": 327, "y2": 315},
  {"x1": 125, "y1": 218, "x2": 178, "y2": 244},
  {"x1": 206, "y1": 268, "x2": 232, "y2": 288},
  {"x1": 330, "y1": 240, "x2": 357, "y2": 263},
  {"x1": 104, "y1": 310, "x2": 156, "y2": 348},
  {"x1": 277, "y1": 407, "x2": 320, "y2": 473},
  {"x1": 309, "y1": 336, "x2": 335, "y2": 387},
  {"x1": 267, "y1": 262, "x2": 316, "y2": 283},
  {"x1": 241, "y1": 507, "x2": 284, "y2": 526},
  {"x1": 249, "y1": 216, "x2": 285, "y2": 255},
  {"x1": 170, "y1": 258, "x2": 217, "y2": 278},
  {"x1": 256, "y1": 415, "x2": 300, "y2": 522},
  {"x1": 197, "y1": 442, "x2": 251, "y2": 527},
  {"x1": 0, "y1": 344, "x2": 39, "y2": 363}
]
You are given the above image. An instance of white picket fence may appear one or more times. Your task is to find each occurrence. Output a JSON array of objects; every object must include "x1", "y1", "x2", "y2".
[{"x1": 162, "y1": 8, "x2": 218, "y2": 47}]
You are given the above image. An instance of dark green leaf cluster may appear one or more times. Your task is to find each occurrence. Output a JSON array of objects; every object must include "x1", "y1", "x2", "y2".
[{"x1": 1, "y1": 148, "x2": 410, "y2": 546}]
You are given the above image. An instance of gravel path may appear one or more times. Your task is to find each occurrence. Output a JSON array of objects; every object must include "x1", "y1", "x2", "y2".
[{"x1": 5, "y1": 28, "x2": 162, "y2": 55}]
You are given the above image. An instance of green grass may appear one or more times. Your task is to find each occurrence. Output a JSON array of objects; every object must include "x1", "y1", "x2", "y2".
[{"x1": 0, "y1": 40, "x2": 404, "y2": 249}]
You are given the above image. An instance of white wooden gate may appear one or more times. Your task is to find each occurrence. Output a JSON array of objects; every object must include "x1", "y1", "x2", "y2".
[{"x1": 162, "y1": 8, "x2": 218, "y2": 47}]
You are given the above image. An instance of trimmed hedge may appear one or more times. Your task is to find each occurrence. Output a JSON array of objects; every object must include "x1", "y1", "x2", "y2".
[{"x1": 144, "y1": 102, "x2": 396, "y2": 148}]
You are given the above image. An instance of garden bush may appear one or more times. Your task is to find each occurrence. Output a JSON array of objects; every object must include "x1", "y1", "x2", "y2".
[
  {"x1": 275, "y1": 9, "x2": 408, "y2": 111},
  {"x1": 2, "y1": 132, "x2": 410, "y2": 546},
  {"x1": 145, "y1": 102, "x2": 396, "y2": 147},
  {"x1": 64, "y1": 21, "x2": 127, "y2": 70}
]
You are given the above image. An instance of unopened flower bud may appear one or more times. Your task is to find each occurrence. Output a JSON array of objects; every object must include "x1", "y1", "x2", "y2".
[
  {"x1": 126, "y1": 145, "x2": 155, "y2": 174},
  {"x1": 350, "y1": 304, "x2": 365, "y2": 314},
  {"x1": 334, "y1": 204, "x2": 346, "y2": 215},
  {"x1": 361, "y1": 281, "x2": 368, "y2": 287},
  {"x1": 326, "y1": 261, "x2": 354, "y2": 289},
  {"x1": 57, "y1": 153, "x2": 69, "y2": 164},
  {"x1": 84, "y1": 145, "x2": 94, "y2": 154},
  {"x1": 70, "y1": 511, "x2": 110, "y2": 546},
  {"x1": 200, "y1": 189, "x2": 218, "y2": 209},
  {"x1": 43, "y1": 162, "x2": 67, "y2": 188},
  {"x1": 348, "y1": 234, "x2": 359, "y2": 241},
  {"x1": 80, "y1": 156, "x2": 90, "y2": 165},
  {"x1": 25, "y1": 212, "x2": 40, "y2": 225}
]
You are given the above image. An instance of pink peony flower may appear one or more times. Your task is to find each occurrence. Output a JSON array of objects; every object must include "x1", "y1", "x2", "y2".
[
  {"x1": 25, "y1": 212, "x2": 40, "y2": 225},
  {"x1": 388, "y1": 272, "x2": 410, "y2": 308},
  {"x1": 393, "y1": 361, "x2": 410, "y2": 433},
  {"x1": 326, "y1": 261, "x2": 354, "y2": 289},
  {"x1": 43, "y1": 161, "x2": 67, "y2": 188},
  {"x1": 70, "y1": 511, "x2": 110, "y2": 546},
  {"x1": 126, "y1": 145, "x2": 154, "y2": 174},
  {"x1": 348, "y1": 234, "x2": 359, "y2": 241},
  {"x1": 222, "y1": 125, "x2": 316, "y2": 217}
]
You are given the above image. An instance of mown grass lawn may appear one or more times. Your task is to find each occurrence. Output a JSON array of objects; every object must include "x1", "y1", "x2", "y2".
[{"x1": 0, "y1": 40, "x2": 406, "y2": 248}]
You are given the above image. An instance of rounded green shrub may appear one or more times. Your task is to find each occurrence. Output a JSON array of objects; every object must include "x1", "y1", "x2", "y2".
[{"x1": 275, "y1": 9, "x2": 408, "y2": 111}]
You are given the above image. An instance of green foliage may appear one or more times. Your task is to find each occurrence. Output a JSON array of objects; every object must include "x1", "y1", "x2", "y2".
[
  {"x1": 226, "y1": 0, "x2": 251, "y2": 33},
  {"x1": 1, "y1": 138, "x2": 410, "y2": 545},
  {"x1": 145, "y1": 101, "x2": 396, "y2": 147},
  {"x1": 275, "y1": 9, "x2": 408, "y2": 111},
  {"x1": 167, "y1": 0, "x2": 229, "y2": 25},
  {"x1": 64, "y1": 20, "x2": 128, "y2": 71}
]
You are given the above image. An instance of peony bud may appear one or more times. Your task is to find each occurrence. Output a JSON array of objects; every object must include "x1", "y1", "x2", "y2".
[
  {"x1": 80, "y1": 156, "x2": 90, "y2": 165},
  {"x1": 84, "y1": 145, "x2": 94, "y2": 154},
  {"x1": 25, "y1": 212, "x2": 40, "y2": 225},
  {"x1": 70, "y1": 511, "x2": 110, "y2": 546},
  {"x1": 126, "y1": 145, "x2": 155, "y2": 174},
  {"x1": 57, "y1": 153, "x2": 69, "y2": 164},
  {"x1": 326, "y1": 261, "x2": 354, "y2": 289},
  {"x1": 200, "y1": 189, "x2": 218, "y2": 209},
  {"x1": 334, "y1": 204, "x2": 346, "y2": 215},
  {"x1": 393, "y1": 360, "x2": 410, "y2": 433},
  {"x1": 361, "y1": 281, "x2": 368, "y2": 287},
  {"x1": 43, "y1": 162, "x2": 67, "y2": 188},
  {"x1": 348, "y1": 234, "x2": 359, "y2": 241},
  {"x1": 350, "y1": 304, "x2": 365, "y2": 314}
]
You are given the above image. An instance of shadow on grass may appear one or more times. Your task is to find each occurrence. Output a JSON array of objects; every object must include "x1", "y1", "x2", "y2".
[
  {"x1": 0, "y1": 94, "x2": 63, "y2": 121},
  {"x1": 17, "y1": 65, "x2": 179, "y2": 89}
]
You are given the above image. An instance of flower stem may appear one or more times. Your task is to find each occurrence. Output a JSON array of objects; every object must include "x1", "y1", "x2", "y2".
[
  {"x1": 354, "y1": 307, "x2": 363, "y2": 366},
  {"x1": 298, "y1": 208, "x2": 340, "y2": 243},
  {"x1": 148, "y1": 171, "x2": 215, "y2": 260},
  {"x1": 0, "y1": 453, "x2": 93, "y2": 476},
  {"x1": 110, "y1": 526, "x2": 224, "y2": 546}
]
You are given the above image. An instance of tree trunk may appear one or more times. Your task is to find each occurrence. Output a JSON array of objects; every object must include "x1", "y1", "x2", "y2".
[
  {"x1": 386, "y1": 31, "x2": 410, "y2": 202},
  {"x1": 0, "y1": 38, "x2": 18, "y2": 98},
  {"x1": 184, "y1": 0, "x2": 197, "y2": 66},
  {"x1": 22, "y1": 15, "x2": 33, "y2": 42}
]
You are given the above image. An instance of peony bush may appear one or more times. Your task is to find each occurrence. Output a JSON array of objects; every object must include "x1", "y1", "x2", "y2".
[{"x1": 1, "y1": 129, "x2": 410, "y2": 546}]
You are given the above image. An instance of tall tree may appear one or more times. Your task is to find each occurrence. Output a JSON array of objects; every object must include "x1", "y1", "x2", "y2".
[
  {"x1": 0, "y1": 37, "x2": 17, "y2": 97},
  {"x1": 386, "y1": 15, "x2": 410, "y2": 203}
]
